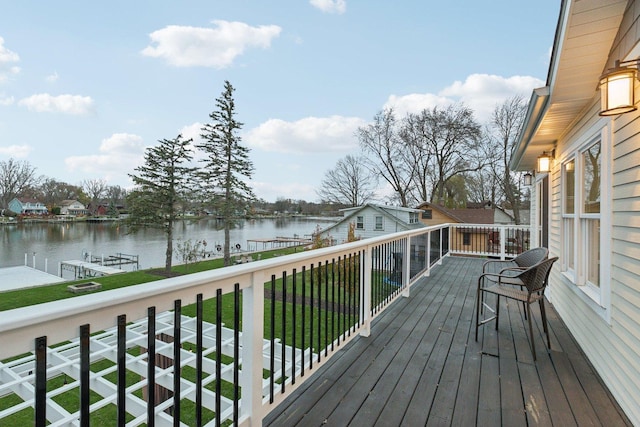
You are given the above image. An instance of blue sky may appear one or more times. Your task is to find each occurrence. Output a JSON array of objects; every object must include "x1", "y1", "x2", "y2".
[{"x1": 0, "y1": 1, "x2": 559, "y2": 202}]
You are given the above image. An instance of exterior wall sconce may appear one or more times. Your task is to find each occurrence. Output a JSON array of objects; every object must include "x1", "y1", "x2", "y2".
[
  {"x1": 537, "y1": 151, "x2": 553, "y2": 173},
  {"x1": 599, "y1": 59, "x2": 639, "y2": 116},
  {"x1": 523, "y1": 172, "x2": 533, "y2": 186}
]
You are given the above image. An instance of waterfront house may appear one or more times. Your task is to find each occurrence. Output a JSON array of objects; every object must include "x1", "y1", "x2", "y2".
[
  {"x1": 417, "y1": 201, "x2": 525, "y2": 255},
  {"x1": 510, "y1": 0, "x2": 640, "y2": 422},
  {"x1": 317, "y1": 203, "x2": 424, "y2": 245},
  {"x1": 8, "y1": 197, "x2": 48, "y2": 215},
  {"x1": 59, "y1": 200, "x2": 87, "y2": 216}
]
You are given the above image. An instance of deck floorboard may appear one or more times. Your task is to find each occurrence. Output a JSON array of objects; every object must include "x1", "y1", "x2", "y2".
[{"x1": 264, "y1": 256, "x2": 632, "y2": 426}]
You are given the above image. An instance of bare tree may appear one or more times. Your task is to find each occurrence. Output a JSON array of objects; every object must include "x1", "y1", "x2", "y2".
[
  {"x1": 488, "y1": 95, "x2": 527, "y2": 223},
  {"x1": 412, "y1": 104, "x2": 482, "y2": 205},
  {"x1": 37, "y1": 178, "x2": 84, "y2": 210},
  {"x1": 358, "y1": 109, "x2": 415, "y2": 207},
  {"x1": 317, "y1": 155, "x2": 376, "y2": 206},
  {"x1": 0, "y1": 159, "x2": 40, "y2": 208},
  {"x1": 82, "y1": 178, "x2": 108, "y2": 215}
]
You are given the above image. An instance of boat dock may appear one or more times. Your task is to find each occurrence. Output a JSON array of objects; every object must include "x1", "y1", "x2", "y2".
[
  {"x1": 60, "y1": 260, "x2": 126, "y2": 280},
  {"x1": 87, "y1": 253, "x2": 139, "y2": 269},
  {"x1": 246, "y1": 236, "x2": 312, "y2": 251},
  {"x1": 0, "y1": 266, "x2": 65, "y2": 292}
]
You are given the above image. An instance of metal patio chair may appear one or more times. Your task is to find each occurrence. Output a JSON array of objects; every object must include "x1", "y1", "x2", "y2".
[
  {"x1": 481, "y1": 246, "x2": 549, "y2": 319},
  {"x1": 475, "y1": 256, "x2": 558, "y2": 360}
]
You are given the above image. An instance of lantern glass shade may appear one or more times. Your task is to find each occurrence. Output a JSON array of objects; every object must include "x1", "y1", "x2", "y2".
[
  {"x1": 537, "y1": 153, "x2": 552, "y2": 173},
  {"x1": 523, "y1": 172, "x2": 533, "y2": 186},
  {"x1": 600, "y1": 68, "x2": 637, "y2": 116}
]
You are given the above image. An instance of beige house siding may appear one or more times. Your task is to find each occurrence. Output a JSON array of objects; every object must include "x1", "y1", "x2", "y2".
[{"x1": 539, "y1": 3, "x2": 640, "y2": 423}]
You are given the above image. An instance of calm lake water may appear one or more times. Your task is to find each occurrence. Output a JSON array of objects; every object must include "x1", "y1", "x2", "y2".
[{"x1": 0, "y1": 217, "x2": 336, "y2": 276}]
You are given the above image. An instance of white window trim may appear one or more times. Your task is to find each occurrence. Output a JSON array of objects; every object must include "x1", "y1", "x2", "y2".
[{"x1": 558, "y1": 124, "x2": 612, "y2": 323}]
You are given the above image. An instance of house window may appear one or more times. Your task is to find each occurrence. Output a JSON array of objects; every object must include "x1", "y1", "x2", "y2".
[
  {"x1": 463, "y1": 232, "x2": 471, "y2": 246},
  {"x1": 409, "y1": 212, "x2": 418, "y2": 224},
  {"x1": 422, "y1": 210, "x2": 432, "y2": 219},
  {"x1": 561, "y1": 137, "x2": 606, "y2": 306},
  {"x1": 581, "y1": 142, "x2": 600, "y2": 287},
  {"x1": 562, "y1": 159, "x2": 575, "y2": 274},
  {"x1": 375, "y1": 216, "x2": 383, "y2": 230},
  {"x1": 356, "y1": 216, "x2": 364, "y2": 229}
]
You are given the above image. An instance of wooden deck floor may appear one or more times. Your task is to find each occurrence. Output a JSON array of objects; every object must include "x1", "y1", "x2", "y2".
[{"x1": 264, "y1": 256, "x2": 631, "y2": 426}]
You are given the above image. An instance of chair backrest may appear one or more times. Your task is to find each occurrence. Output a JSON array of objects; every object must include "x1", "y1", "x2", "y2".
[
  {"x1": 513, "y1": 247, "x2": 549, "y2": 268},
  {"x1": 519, "y1": 256, "x2": 558, "y2": 294}
]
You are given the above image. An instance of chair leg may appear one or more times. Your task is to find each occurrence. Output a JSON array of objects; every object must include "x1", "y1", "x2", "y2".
[
  {"x1": 475, "y1": 289, "x2": 481, "y2": 341},
  {"x1": 527, "y1": 303, "x2": 536, "y2": 361},
  {"x1": 495, "y1": 295, "x2": 500, "y2": 331},
  {"x1": 539, "y1": 298, "x2": 551, "y2": 350}
]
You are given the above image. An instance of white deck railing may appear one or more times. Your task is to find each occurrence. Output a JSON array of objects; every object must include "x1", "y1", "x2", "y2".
[{"x1": 0, "y1": 223, "x2": 529, "y2": 426}]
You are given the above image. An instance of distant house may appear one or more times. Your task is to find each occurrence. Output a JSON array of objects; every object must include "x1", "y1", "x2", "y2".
[
  {"x1": 416, "y1": 202, "x2": 525, "y2": 254},
  {"x1": 59, "y1": 200, "x2": 87, "y2": 216},
  {"x1": 317, "y1": 204, "x2": 424, "y2": 245},
  {"x1": 8, "y1": 198, "x2": 48, "y2": 215},
  {"x1": 87, "y1": 201, "x2": 125, "y2": 216}
]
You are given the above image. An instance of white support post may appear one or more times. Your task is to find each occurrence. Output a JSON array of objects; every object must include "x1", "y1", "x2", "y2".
[
  {"x1": 499, "y1": 226, "x2": 507, "y2": 260},
  {"x1": 360, "y1": 246, "x2": 372, "y2": 337},
  {"x1": 32, "y1": 253, "x2": 36, "y2": 268},
  {"x1": 402, "y1": 238, "x2": 410, "y2": 297},
  {"x1": 24, "y1": 253, "x2": 27, "y2": 266},
  {"x1": 241, "y1": 271, "x2": 265, "y2": 424},
  {"x1": 45, "y1": 259, "x2": 48, "y2": 273},
  {"x1": 426, "y1": 231, "x2": 431, "y2": 277},
  {"x1": 438, "y1": 228, "x2": 443, "y2": 265}
]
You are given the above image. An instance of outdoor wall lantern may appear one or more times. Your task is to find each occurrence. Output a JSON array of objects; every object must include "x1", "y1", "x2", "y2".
[
  {"x1": 523, "y1": 172, "x2": 533, "y2": 186},
  {"x1": 537, "y1": 151, "x2": 553, "y2": 173},
  {"x1": 599, "y1": 59, "x2": 639, "y2": 116}
]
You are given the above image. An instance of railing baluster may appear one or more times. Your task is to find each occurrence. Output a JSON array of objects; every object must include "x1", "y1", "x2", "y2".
[
  {"x1": 173, "y1": 300, "x2": 181, "y2": 427},
  {"x1": 117, "y1": 314, "x2": 126, "y2": 427},
  {"x1": 301, "y1": 266, "x2": 306, "y2": 376},
  {"x1": 216, "y1": 288, "x2": 222, "y2": 427},
  {"x1": 317, "y1": 262, "x2": 322, "y2": 363},
  {"x1": 337, "y1": 256, "x2": 342, "y2": 345},
  {"x1": 280, "y1": 272, "x2": 286, "y2": 394},
  {"x1": 269, "y1": 274, "x2": 276, "y2": 403},
  {"x1": 35, "y1": 336, "x2": 47, "y2": 427},
  {"x1": 331, "y1": 258, "x2": 335, "y2": 351},
  {"x1": 196, "y1": 293, "x2": 203, "y2": 426},
  {"x1": 292, "y1": 269, "x2": 297, "y2": 385},
  {"x1": 147, "y1": 307, "x2": 156, "y2": 427},
  {"x1": 233, "y1": 283, "x2": 240, "y2": 426},
  {"x1": 324, "y1": 260, "x2": 329, "y2": 357},
  {"x1": 309, "y1": 264, "x2": 314, "y2": 369},
  {"x1": 80, "y1": 323, "x2": 90, "y2": 427}
]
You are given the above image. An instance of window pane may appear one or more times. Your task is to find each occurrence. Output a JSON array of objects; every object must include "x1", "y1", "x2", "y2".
[
  {"x1": 564, "y1": 160, "x2": 575, "y2": 214},
  {"x1": 585, "y1": 219, "x2": 600, "y2": 287},
  {"x1": 583, "y1": 142, "x2": 601, "y2": 214},
  {"x1": 375, "y1": 216, "x2": 383, "y2": 230},
  {"x1": 564, "y1": 217, "x2": 574, "y2": 271}
]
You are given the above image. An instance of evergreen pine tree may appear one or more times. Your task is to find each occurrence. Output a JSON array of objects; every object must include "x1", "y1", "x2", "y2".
[
  {"x1": 198, "y1": 81, "x2": 255, "y2": 266},
  {"x1": 126, "y1": 134, "x2": 196, "y2": 271}
]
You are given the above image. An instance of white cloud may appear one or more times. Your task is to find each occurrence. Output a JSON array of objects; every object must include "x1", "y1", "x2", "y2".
[
  {"x1": 141, "y1": 20, "x2": 282, "y2": 68},
  {"x1": 0, "y1": 37, "x2": 20, "y2": 82},
  {"x1": 385, "y1": 74, "x2": 544, "y2": 123},
  {"x1": 245, "y1": 115, "x2": 365, "y2": 154},
  {"x1": 65, "y1": 133, "x2": 145, "y2": 184},
  {"x1": 253, "y1": 179, "x2": 317, "y2": 202},
  {"x1": 18, "y1": 93, "x2": 95, "y2": 115},
  {"x1": 46, "y1": 71, "x2": 59, "y2": 82},
  {"x1": 0, "y1": 94, "x2": 14, "y2": 105},
  {"x1": 310, "y1": 0, "x2": 347, "y2": 14},
  {"x1": 0, "y1": 144, "x2": 31, "y2": 158}
]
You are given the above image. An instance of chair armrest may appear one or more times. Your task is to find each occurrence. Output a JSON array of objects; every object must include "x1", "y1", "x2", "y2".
[
  {"x1": 478, "y1": 271, "x2": 524, "y2": 288},
  {"x1": 482, "y1": 259, "x2": 515, "y2": 273}
]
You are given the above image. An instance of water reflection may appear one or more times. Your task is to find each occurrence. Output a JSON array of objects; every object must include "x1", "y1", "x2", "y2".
[{"x1": 0, "y1": 217, "x2": 335, "y2": 274}]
